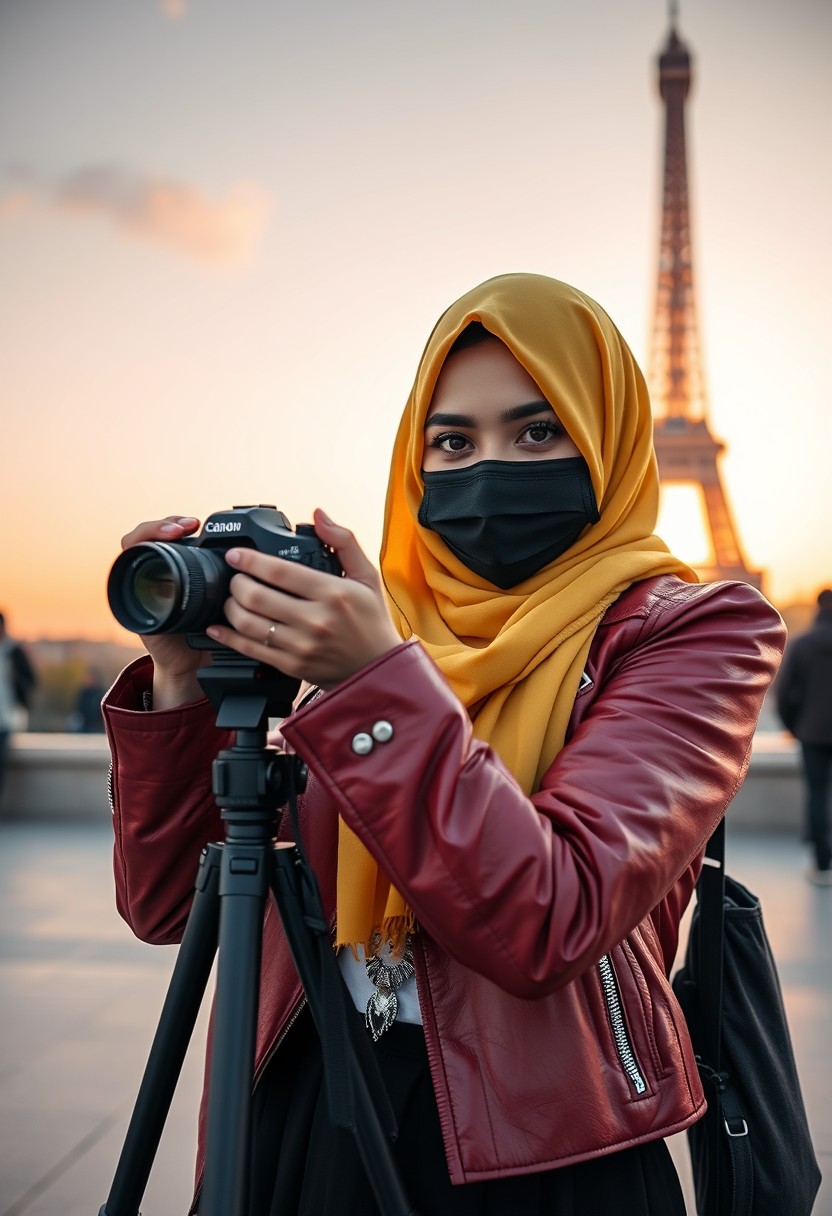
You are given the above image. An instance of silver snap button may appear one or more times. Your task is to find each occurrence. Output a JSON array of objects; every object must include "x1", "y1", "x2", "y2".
[
  {"x1": 351, "y1": 732, "x2": 374, "y2": 755},
  {"x1": 371, "y1": 720, "x2": 394, "y2": 743}
]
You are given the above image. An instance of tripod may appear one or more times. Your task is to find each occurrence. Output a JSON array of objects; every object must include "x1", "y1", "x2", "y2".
[{"x1": 99, "y1": 655, "x2": 416, "y2": 1216}]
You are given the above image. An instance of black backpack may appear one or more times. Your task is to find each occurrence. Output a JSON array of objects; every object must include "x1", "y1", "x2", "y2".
[{"x1": 672, "y1": 818, "x2": 821, "y2": 1215}]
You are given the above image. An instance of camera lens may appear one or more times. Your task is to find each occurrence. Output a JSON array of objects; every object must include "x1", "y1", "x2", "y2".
[
  {"x1": 107, "y1": 542, "x2": 230, "y2": 634},
  {"x1": 132, "y1": 554, "x2": 178, "y2": 621}
]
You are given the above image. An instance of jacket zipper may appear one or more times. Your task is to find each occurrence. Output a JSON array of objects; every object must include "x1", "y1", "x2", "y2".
[
  {"x1": 252, "y1": 993, "x2": 308, "y2": 1087},
  {"x1": 598, "y1": 953, "x2": 647, "y2": 1095}
]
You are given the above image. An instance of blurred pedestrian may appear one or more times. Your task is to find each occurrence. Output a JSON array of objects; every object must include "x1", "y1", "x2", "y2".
[
  {"x1": 67, "y1": 667, "x2": 106, "y2": 733},
  {"x1": 776, "y1": 588, "x2": 832, "y2": 885},
  {"x1": 0, "y1": 610, "x2": 38, "y2": 800}
]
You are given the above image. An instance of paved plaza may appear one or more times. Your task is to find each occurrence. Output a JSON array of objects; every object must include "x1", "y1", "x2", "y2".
[{"x1": 0, "y1": 819, "x2": 829, "y2": 1215}]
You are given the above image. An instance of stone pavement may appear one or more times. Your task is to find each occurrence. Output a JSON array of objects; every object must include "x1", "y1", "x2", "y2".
[{"x1": 0, "y1": 820, "x2": 829, "y2": 1215}]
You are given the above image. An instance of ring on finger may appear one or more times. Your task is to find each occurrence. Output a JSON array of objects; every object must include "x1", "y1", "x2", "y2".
[{"x1": 264, "y1": 623, "x2": 277, "y2": 649}]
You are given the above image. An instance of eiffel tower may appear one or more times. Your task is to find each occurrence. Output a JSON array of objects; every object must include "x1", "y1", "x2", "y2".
[{"x1": 648, "y1": 7, "x2": 762, "y2": 589}]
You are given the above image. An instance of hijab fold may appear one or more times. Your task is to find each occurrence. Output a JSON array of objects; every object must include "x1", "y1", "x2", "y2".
[{"x1": 335, "y1": 273, "x2": 695, "y2": 950}]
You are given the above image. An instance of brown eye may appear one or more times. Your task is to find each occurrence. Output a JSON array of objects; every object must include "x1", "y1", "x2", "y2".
[
  {"x1": 522, "y1": 421, "x2": 560, "y2": 444},
  {"x1": 427, "y1": 431, "x2": 472, "y2": 455}
]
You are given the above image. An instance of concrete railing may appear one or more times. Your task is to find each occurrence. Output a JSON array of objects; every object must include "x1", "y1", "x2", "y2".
[
  {"x1": 2, "y1": 734, "x2": 113, "y2": 820},
  {"x1": 1, "y1": 731, "x2": 806, "y2": 833},
  {"x1": 728, "y1": 733, "x2": 804, "y2": 833}
]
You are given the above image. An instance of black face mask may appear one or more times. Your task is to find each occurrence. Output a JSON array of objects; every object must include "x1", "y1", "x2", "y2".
[{"x1": 418, "y1": 457, "x2": 600, "y2": 589}]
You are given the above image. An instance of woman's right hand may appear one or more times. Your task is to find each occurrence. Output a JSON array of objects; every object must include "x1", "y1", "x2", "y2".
[{"x1": 120, "y1": 515, "x2": 205, "y2": 709}]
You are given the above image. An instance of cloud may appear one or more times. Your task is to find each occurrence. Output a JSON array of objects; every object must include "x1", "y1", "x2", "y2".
[
  {"x1": 1, "y1": 164, "x2": 272, "y2": 264},
  {"x1": 160, "y1": 0, "x2": 187, "y2": 17}
]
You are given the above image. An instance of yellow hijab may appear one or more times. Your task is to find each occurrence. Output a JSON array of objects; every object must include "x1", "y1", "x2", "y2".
[{"x1": 336, "y1": 272, "x2": 695, "y2": 949}]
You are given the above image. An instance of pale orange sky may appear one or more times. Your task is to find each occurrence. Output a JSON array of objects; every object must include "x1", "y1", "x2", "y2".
[{"x1": 1, "y1": 0, "x2": 830, "y2": 641}]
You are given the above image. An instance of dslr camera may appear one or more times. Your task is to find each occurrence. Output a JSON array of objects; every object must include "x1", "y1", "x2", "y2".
[{"x1": 107, "y1": 505, "x2": 341, "y2": 646}]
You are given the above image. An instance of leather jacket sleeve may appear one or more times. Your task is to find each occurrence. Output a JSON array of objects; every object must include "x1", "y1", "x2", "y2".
[
  {"x1": 104, "y1": 657, "x2": 227, "y2": 944},
  {"x1": 280, "y1": 579, "x2": 785, "y2": 998}
]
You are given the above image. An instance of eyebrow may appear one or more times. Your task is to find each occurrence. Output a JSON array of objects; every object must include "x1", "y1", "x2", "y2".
[{"x1": 425, "y1": 399, "x2": 554, "y2": 428}]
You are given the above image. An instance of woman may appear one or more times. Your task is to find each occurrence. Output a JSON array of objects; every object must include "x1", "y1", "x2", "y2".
[{"x1": 104, "y1": 273, "x2": 785, "y2": 1214}]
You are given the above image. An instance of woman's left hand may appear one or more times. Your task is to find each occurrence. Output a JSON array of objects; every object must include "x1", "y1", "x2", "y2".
[{"x1": 205, "y1": 509, "x2": 403, "y2": 690}]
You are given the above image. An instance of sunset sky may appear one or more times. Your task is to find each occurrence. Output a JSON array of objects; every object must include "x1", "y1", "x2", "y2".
[{"x1": 1, "y1": 0, "x2": 830, "y2": 642}]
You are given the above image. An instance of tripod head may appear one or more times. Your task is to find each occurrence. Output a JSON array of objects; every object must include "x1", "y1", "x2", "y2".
[
  {"x1": 197, "y1": 645, "x2": 301, "y2": 727},
  {"x1": 197, "y1": 648, "x2": 307, "y2": 828}
]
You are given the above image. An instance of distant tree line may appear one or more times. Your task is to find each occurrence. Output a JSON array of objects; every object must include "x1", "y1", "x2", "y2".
[{"x1": 21, "y1": 640, "x2": 142, "y2": 732}]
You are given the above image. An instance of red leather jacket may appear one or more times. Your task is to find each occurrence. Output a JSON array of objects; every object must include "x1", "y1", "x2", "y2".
[{"x1": 104, "y1": 575, "x2": 784, "y2": 1200}]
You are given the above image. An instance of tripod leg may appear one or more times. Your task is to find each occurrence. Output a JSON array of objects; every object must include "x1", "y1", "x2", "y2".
[
  {"x1": 199, "y1": 837, "x2": 270, "y2": 1216},
  {"x1": 271, "y1": 848, "x2": 417, "y2": 1216},
  {"x1": 100, "y1": 845, "x2": 222, "y2": 1216}
]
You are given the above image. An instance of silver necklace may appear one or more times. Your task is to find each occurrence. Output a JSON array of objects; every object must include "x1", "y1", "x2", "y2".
[{"x1": 364, "y1": 931, "x2": 415, "y2": 1041}]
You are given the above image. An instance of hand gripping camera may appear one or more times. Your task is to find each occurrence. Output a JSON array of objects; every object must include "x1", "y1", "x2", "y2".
[{"x1": 107, "y1": 505, "x2": 342, "y2": 647}]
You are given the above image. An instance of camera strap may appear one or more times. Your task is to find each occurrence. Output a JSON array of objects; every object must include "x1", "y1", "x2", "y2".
[{"x1": 285, "y1": 764, "x2": 398, "y2": 1142}]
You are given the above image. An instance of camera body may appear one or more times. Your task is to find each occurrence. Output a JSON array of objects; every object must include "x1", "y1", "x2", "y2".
[{"x1": 107, "y1": 505, "x2": 341, "y2": 645}]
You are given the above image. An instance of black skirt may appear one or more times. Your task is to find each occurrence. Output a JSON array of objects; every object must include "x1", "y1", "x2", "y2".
[{"x1": 244, "y1": 1007, "x2": 685, "y2": 1216}]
